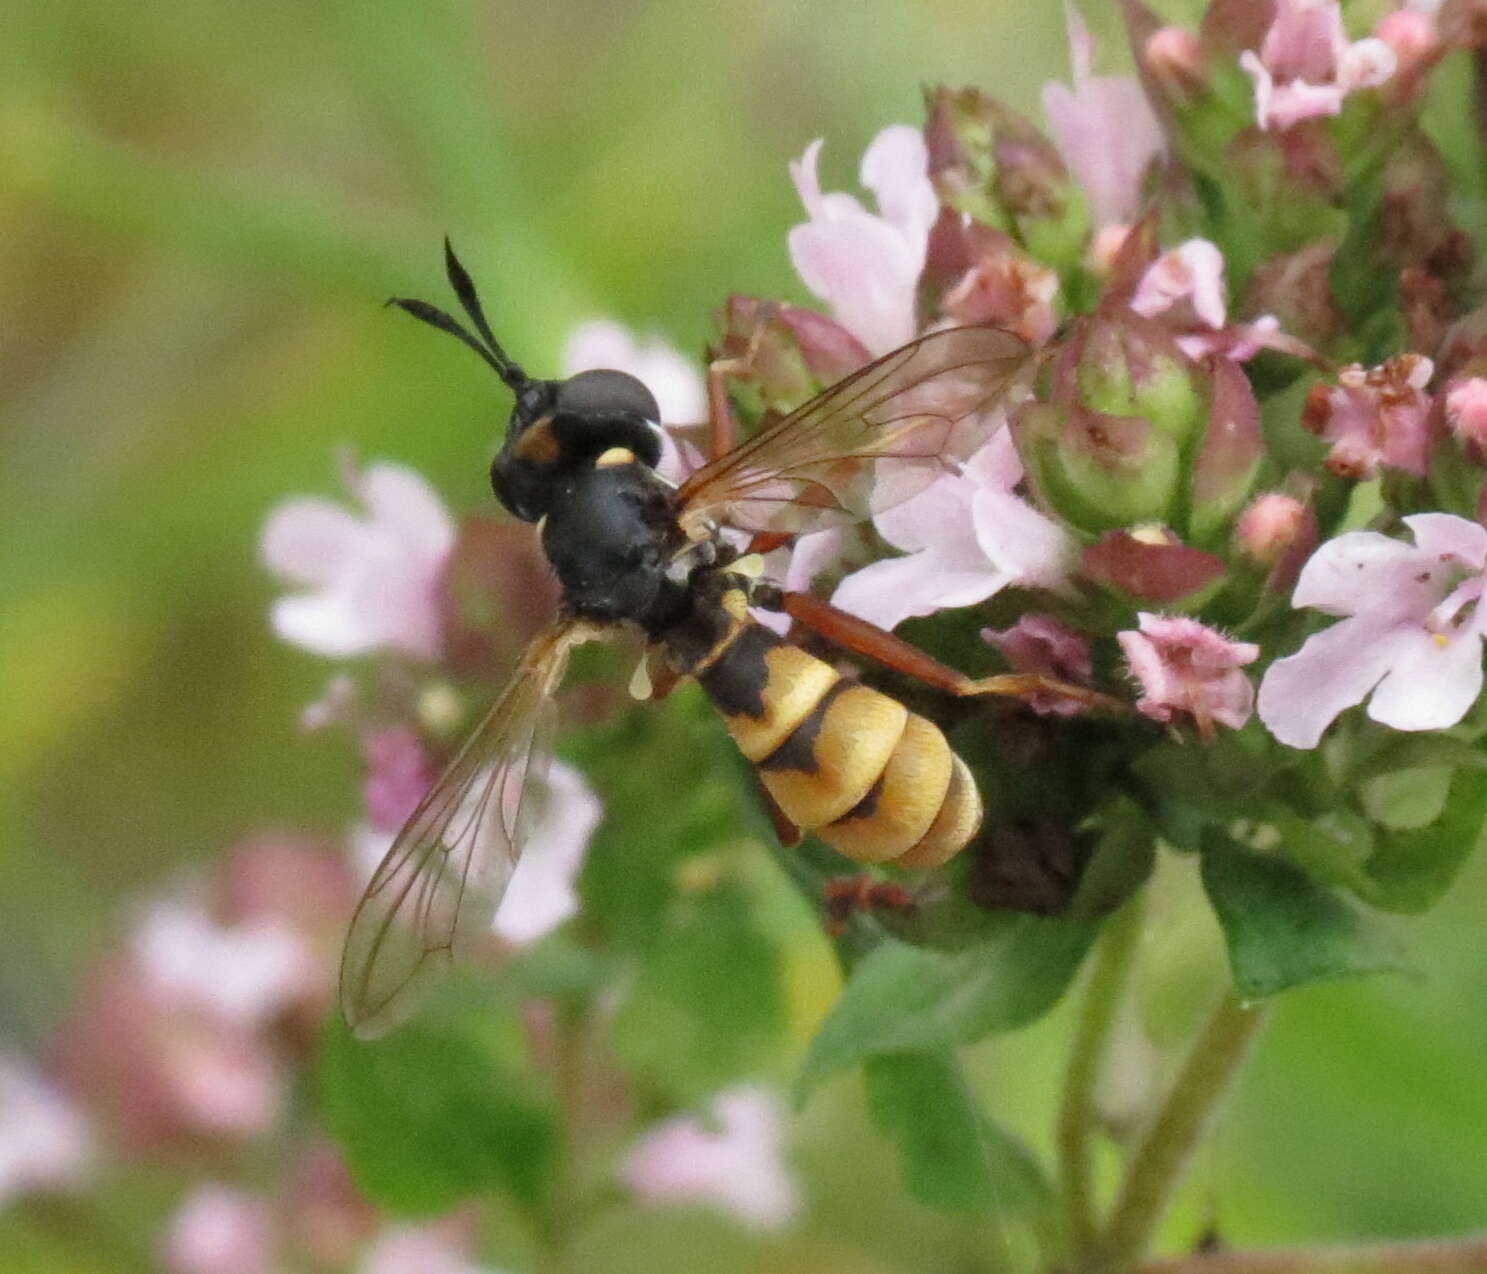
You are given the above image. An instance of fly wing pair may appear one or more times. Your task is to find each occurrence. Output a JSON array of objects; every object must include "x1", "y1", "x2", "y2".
[{"x1": 339, "y1": 325, "x2": 1033, "y2": 1037}]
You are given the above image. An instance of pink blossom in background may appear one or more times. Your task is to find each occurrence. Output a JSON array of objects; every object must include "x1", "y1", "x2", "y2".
[
  {"x1": 1118, "y1": 613, "x2": 1260, "y2": 735},
  {"x1": 832, "y1": 429, "x2": 1076, "y2": 631},
  {"x1": 0, "y1": 1058, "x2": 92, "y2": 1206},
  {"x1": 1445, "y1": 377, "x2": 1487, "y2": 449},
  {"x1": 300, "y1": 672, "x2": 358, "y2": 732},
  {"x1": 286, "y1": 1142, "x2": 378, "y2": 1269},
  {"x1": 982, "y1": 614, "x2": 1093, "y2": 716},
  {"x1": 788, "y1": 126, "x2": 938, "y2": 355},
  {"x1": 622, "y1": 1085, "x2": 798, "y2": 1230},
  {"x1": 348, "y1": 758, "x2": 603, "y2": 947},
  {"x1": 491, "y1": 760, "x2": 603, "y2": 944},
  {"x1": 261, "y1": 460, "x2": 456, "y2": 661},
  {"x1": 562, "y1": 321, "x2": 707, "y2": 483},
  {"x1": 1239, "y1": 0, "x2": 1397, "y2": 131},
  {"x1": 1258, "y1": 514, "x2": 1487, "y2": 747},
  {"x1": 1042, "y1": 6, "x2": 1165, "y2": 228},
  {"x1": 1302, "y1": 354, "x2": 1435, "y2": 479},
  {"x1": 358, "y1": 1218, "x2": 498, "y2": 1274},
  {"x1": 163, "y1": 1184, "x2": 275, "y2": 1274},
  {"x1": 132, "y1": 901, "x2": 316, "y2": 1031},
  {"x1": 362, "y1": 726, "x2": 435, "y2": 832}
]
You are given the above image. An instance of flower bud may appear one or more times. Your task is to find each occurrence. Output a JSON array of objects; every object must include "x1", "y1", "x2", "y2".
[
  {"x1": 928, "y1": 220, "x2": 1059, "y2": 345},
  {"x1": 1060, "y1": 312, "x2": 1206, "y2": 445},
  {"x1": 1188, "y1": 359, "x2": 1263, "y2": 545},
  {"x1": 711, "y1": 295, "x2": 869, "y2": 419},
  {"x1": 1014, "y1": 400, "x2": 1182, "y2": 533},
  {"x1": 924, "y1": 85, "x2": 1090, "y2": 271},
  {"x1": 1082, "y1": 528, "x2": 1226, "y2": 604},
  {"x1": 1302, "y1": 354, "x2": 1435, "y2": 480},
  {"x1": 1234, "y1": 492, "x2": 1308, "y2": 565},
  {"x1": 1445, "y1": 377, "x2": 1487, "y2": 450},
  {"x1": 1144, "y1": 26, "x2": 1208, "y2": 106}
]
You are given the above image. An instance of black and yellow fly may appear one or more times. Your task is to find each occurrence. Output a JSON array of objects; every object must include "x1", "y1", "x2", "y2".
[{"x1": 339, "y1": 243, "x2": 1066, "y2": 1037}]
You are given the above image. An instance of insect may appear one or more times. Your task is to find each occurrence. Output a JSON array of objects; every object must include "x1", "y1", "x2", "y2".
[{"x1": 340, "y1": 241, "x2": 1085, "y2": 1038}]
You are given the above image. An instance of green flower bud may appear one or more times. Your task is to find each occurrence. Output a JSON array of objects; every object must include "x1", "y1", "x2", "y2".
[
  {"x1": 923, "y1": 85, "x2": 1090, "y2": 274},
  {"x1": 1060, "y1": 313, "x2": 1207, "y2": 445},
  {"x1": 1013, "y1": 400, "x2": 1182, "y2": 534},
  {"x1": 1187, "y1": 359, "x2": 1263, "y2": 546}
]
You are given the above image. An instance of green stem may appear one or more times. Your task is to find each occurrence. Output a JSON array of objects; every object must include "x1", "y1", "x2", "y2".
[
  {"x1": 1097, "y1": 996, "x2": 1268, "y2": 1273},
  {"x1": 1059, "y1": 892, "x2": 1147, "y2": 1268},
  {"x1": 1138, "y1": 1234, "x2": 1487, "y2": 1274}
]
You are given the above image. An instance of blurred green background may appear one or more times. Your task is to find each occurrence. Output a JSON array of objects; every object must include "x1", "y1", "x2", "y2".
[{"x1": 4, "y1": 0, "x2": 1487, "y2": 1268}]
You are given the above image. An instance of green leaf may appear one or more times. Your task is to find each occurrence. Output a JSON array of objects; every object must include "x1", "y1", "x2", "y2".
[
  {"x1": 798, "y1": 914, "x2": 1096, "y2": 1099},
  {"x1": 610, "y1": 877, "x2": 786, "y2": 1100},
  {"x1": 1364, "y1": 767, "x2": 1487, "y2": 913},
  {"x1": 1200, "y1": 836, "x2": 1407, "y2": 998},
  {"x1": 863, "y1": 1052, "x2": 1055, "y2": 1224},
  {"x1": 319, "y1": 982, "x2": 557, "y2": 1216}
]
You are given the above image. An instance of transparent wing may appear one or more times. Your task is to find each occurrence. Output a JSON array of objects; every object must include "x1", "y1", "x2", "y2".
[
  {"x1": 675, "y1": 325, "x2": 1033, "y2": 537},
  {"x1": 338, "y1": 621, "x2": 588, "y2": 1039}
]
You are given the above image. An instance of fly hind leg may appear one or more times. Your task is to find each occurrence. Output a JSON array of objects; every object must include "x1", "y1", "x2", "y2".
[{"x1": 758, "y1": 588, "x2": 1124, "y2": 714}]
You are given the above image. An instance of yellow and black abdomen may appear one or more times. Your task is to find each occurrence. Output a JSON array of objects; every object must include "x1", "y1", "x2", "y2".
[{"x1": 696, "y1": 622, "x2": 982, "y2": 868}]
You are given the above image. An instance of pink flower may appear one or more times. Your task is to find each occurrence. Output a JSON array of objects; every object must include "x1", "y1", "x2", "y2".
[
  {"x1": 163, "y1": 1184, "x2": 275, "y2": 1274},
  {"x1": 349, "y1": 759, "x2": 602, "y2": 948},
  {"x1": 1302, "y1": 354, "x2": 1435, "y2": 479},
  {"x1": 941, "y1": 233, "x2": 1060, "y2": 347},
  {"x1": 0, "y1": 1058, "x2": 92, "y2": 1206},
  {"x1": 831, "y1": 430, "x2": 1076, "y2": 631},
  {"x1": 1258, "y1": 514, "x2": 1487, "y2": 747},
  {"x1": 1130, "y1": 239, "x2": 1286, "y2": 362},
  {"x1": 1131, "y1": 239, "x2": 1227, "y2": 335},
  {"x1": 1118, "y1": 613, "x2": 1260, "y2": 736},
  {"x1": 982, "y1": 614, "x2": 1093, "y2": 716},
  {"x1": 1239, "y1": 0, "x2": 1397, "y2": 131},
  {"x1": 261, "y1": 460, "x2": 455, "y2": 661},
  {"x1": 788, "y1": 126, "x2": 939, "y2": 355},
  {"x1": 622, "y1": 1086, "x2": 798, "y2": 1230},
  {"x1": 491, "y1": 760, "x2": 603, "y2": 944},
  {"x1": 1445, "y1": 377, "x2": 1487, "y2": 449},
  {"x1": 1042, "y1": 6, "x2": 1165, "y2": 228},
  {"x1": 358, "y1": 1219, "x2": 499, "y2": 1274},
  {"x1": 132, "y1": 901, "x2": 316, "y2": 1031},
  {"x1": 362, "y1": 726, "x2": 435, "y2": 832}
]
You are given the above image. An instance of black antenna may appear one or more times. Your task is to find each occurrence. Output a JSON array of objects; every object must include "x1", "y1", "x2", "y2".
[{"x1": 386, "y1": 240, "x2": 528, "y2": 392}]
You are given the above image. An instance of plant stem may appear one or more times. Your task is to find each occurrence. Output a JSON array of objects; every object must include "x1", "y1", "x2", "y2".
[
  {"x1": 1138, "y1": 1234, "x2": 1487, "y2": 1273},
  {"x1": 1059, "y1": 892, "x2": 1146, "y2": 1268},
  {"x1": 1097, "y1": 996, "x2": 1268, "y2": 1272}
]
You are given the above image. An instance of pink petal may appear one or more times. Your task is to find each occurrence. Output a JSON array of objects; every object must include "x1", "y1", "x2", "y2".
[
  {"x1": 1289, "y1": 530, "x2": 1422, "y2": 615},
  {"x1": 623, "y1": 1086, "x2": 797, "y2": 1230},
  {"x1": 1042, "y1": 75, "x2": 1164, "y2": 228},
  {"x1": 1257, "y1": 618, "x2": 1414, "y2": 748},
  {"x1": 271, "y1": 590, "x2": 378, "y2": 658},
  {"x1": 831, "y1": 553, "x2": 1003, "y2": 631},
  {"x1": 492, "y1": 761, "x2": 602, "y2": 944},
  {"x1": 1401, "y1": 513, "x2": 1487, "y2": 570},
  {"x1": 788, "y1": 138, "x2": 828, "y2": 220},
  {"x1": 873, "y1": 472, "x2": 976, "y2": 553},
  {"x1": 0, "y1": 1059, "x2": 92, "y2": 1205},
  {"x1": 358, "y1": 464, "x2": 456, "y2": 563},
  {"x1": 260, "y1": 499, "x2": 363, "y2": 586},
  {"x1": 163, "y1": 1184, "x2": 275, "y2": 1274},
  {"x1": 1260, "y1": 0, "x2": 1348, "y2": 82},
  {"x1": 970, "y1": 489, "x2": 1077, "y2": 594},
  {"x1": 859, "y1": 125, "x2": 938, "y2": 247},
  {"x1": 787, "y1": 215, "x2": 922, "y2": 356},
  {"x1": 1366, "y1": 627, "x2": 1485, "y2": 732}
]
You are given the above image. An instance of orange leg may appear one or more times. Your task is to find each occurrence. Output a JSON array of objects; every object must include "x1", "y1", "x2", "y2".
[
  {"x1": 705, "y1": 314, "x2": 775, "y2": 461},
  {"x1": 762, "y1": 588, "x2": 1124, "y2": 713}
]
